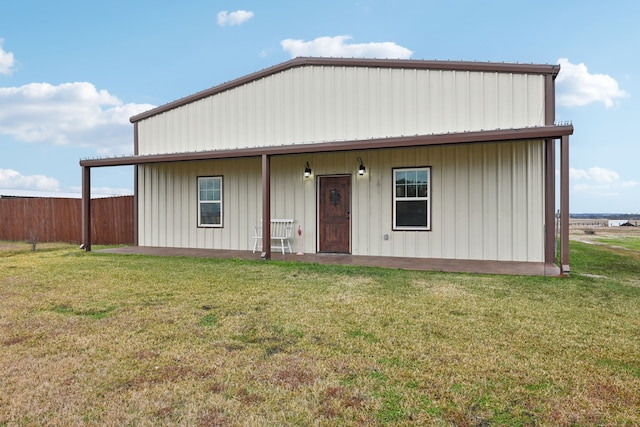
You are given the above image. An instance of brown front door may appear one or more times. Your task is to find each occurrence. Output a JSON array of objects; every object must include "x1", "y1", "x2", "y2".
[{"x1": 319, "y1": 175, "x2": 351, "y2": 253}]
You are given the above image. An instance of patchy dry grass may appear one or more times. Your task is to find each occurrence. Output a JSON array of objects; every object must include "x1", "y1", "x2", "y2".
[{"x1": 1, "y1": 241, "x2": 639, "y2": 426}]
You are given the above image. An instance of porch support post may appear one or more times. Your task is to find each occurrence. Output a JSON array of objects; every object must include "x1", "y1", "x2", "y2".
[
  {"x1": 133, "y1": 165, "x2": 138, "y2": 246},
  {"x1": 560, "y1": 135, "x2": 570, "y2": 273},
  {"x1": 81, "y1": 165, "x2": 91, "y2": 251},
  {"x1": 261, "y1": 154, "x2": 271, "y2": 260},
  {"x1": 133, "y1": 123, "x2": 139, "y2": 246}
]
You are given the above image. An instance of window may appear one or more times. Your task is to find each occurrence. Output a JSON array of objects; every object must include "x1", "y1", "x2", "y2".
[
  {"x1": 393, "y1": 167, "x2": 430, "y2": 230},
  {"x1": 198, "y1": 176, "x2": 222, "y2": 227}
]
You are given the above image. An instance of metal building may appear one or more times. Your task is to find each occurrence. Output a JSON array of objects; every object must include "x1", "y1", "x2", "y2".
[{"x1": 80, "y1": 57, "x2": 572, "y2": 275}]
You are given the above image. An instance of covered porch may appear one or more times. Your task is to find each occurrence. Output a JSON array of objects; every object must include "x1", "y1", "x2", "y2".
[{"x1": 81, "y1": 125, "x2": 573, "y2": 276}]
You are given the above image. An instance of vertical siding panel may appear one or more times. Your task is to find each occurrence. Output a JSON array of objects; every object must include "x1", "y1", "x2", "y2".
[
  {"x1": 186, "y1": 164, "x2": 196, "y2": 248},
  {"x1": 512, "y1": 142, "x2": 527, "y2": 260},
  {"x1": 291, "y1": 68, "x2": 303, "y2": 143},
  {"x1": 528, "y1": 140, "x2": 545, "y2": 261},
  {"x1": 441, "y1": 146, "x2": 457, "y2": 258},
  {"x1": 529, "y1": 76, "x2": 545, "y2": 126},
  {"x1": 429, "y1": 71, "x2": 444, "y2": 133},
  {"x1": 497, "y1": 74, "x2": 514, "y2": 128},
  {"x1": 169, "y1": 165, "x2": 178, "y2": 247},
  {"x1": 223, "y1": 160, "x2": 236, "y2": 249},
  {"x1": 455, "y1": 146, "x2": 470, "y2": 259},
  {"x1": 367, "y1": 68, "x2": 380, "y2": 138},
  {"x1": 235, "y1": 159, "x2": 247, "y2": 250},
  {"x1": 468, "y1": 72, "x2": 484, "y2": 131},
  {"x1": 416, "y1": 70, "x2": 429, "y2": 134},
  {"x1": 144, "y1": 165, "x2": 154, "y2": 246},
  {"x1": 403, "y1": 69, "x2": 417, "y2": 134},
  {"x1": 441, "y1": 71, "x2": 455, "y2": 133},
  {"x1": 158, "y1": 165, "x2": 167, "y2": 247},
  {"x1": 380, "y1": 150, "x2": 394, "y2": 257},
  {"x1": 366, "y1": 150, "x2": 381, "y2": 256},
  {"x1": 357, "y1": 67, "x2": 370, "y2": 139},
  {"x1": 497, "y1": 143, "x2": 513, "y2": 260},
  {"x1": 236, "y1": 87, "x2": 245, "y2": 148},
  {"x1": 427, "y1": 146, "x2": 441, "y2": 258},
  {"x1": 483, "y1": 72, "x2": 498, "y2": 131},
  {"x1": 468, "y1": 144, "x2": 484, "y2": 259},
  {"x1": 482, "y1": 144, "x2": 498, "y2": 259},
  {"x1": 391, "y1": 69, "x2": 405, "y2": 136},
  {"x1": 455, "y1": 71, "x2": 470, "y2": 131},
  {"x1": 203, "y1": 97, "x2": 213, "y2": 152},
  {"x1": 165, "y1": 165, "x2": 173, "y2": 247},
  {"x1": 512, "y1": 74, "x2": 528, "y2": 127}
]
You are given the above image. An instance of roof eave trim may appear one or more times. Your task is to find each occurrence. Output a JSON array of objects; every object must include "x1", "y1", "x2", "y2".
[{"x1": 81, "y1": 125, "x2": 573, "y2": 168}]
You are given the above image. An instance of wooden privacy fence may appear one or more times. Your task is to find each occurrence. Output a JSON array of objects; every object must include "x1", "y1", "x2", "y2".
[{"x1": 0, "y1": 196, "x2": 133, "y2": 245}]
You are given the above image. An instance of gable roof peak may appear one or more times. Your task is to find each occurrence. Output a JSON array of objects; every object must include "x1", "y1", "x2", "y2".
[{"x1": 131, "y1": 56, "x2": 559, "y2": 123}]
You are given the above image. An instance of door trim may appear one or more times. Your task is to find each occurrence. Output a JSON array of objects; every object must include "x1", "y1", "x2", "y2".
[{"x1": 316, "y1": 174, "x2": 352, "y2": 253}]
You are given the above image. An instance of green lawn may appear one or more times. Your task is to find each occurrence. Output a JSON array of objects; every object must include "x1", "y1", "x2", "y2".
[
  {"x1": 1, "y1": 241, "x2": 639, "y2": 426},
  {"x1": 594, "y1": 235, "x2": 640, "y2": 251}
]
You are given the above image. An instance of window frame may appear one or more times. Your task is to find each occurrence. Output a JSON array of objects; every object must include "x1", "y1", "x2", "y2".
[
  {"x1": 392, "y1": 166, "x2": 431, "y2": 231},
  {"x1": 197, "y1": 176, "x2": 223, "y2": 228}
]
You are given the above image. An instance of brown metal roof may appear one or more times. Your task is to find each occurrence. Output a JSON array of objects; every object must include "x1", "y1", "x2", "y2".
[
  {"x1": 80, "y1": 125, "x2": 573, "y2": 168},
  {"x1": 130, "y1": 57, "x2": 561, "y2": 123}
]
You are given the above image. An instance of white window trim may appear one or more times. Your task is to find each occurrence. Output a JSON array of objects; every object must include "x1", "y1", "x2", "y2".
[
  {"x1": 393, "y1": 167, "x2": 431, "y2": 231},
  {"x1": 198, "y1": 176, "x2": 223, "y2": 228}
]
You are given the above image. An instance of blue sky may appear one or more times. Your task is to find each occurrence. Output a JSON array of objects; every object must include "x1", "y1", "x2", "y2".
[{"x1": 0, "y1": 0, "x2": 637, "y2": 213}]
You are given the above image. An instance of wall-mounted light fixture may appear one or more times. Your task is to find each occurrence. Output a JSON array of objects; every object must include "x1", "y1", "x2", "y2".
[
  {"x1": 357, "y1": 157, "x2": 366, "y2": 176},
  {"x1": 304, "y1": 161, "x2": 312, "y2": 178}
]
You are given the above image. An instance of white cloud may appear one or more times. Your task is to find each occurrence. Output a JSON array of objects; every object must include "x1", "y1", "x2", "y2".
[
  {"x1": 0, "y1": 168, "x2": 60, "y2": 191},
  {"x1": 570, "y1": 166, "x2": 638, "y2": 194},
  {"x1": 556, "y1": 58, "x2": 628, "y2": 108},
  {"x1": 0, "y1": 82, "x2": 155, "y2": 154},
  {"x1": 281, "y1": 35, "x2": 413, "y2": 59},
  {"x1": 0, "y1": 39, "x2": 16, "y2": 75},
  {"x1": 217, "y1": 10, "x2": 254, "y2": 27}
]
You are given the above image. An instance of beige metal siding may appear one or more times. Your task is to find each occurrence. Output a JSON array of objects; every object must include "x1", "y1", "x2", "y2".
[
  {"x1": 351, "y1": 140, "x2": 545, "y2": 261},
  {"x1": 138, "y1": 140, "x2": 545, "y2": 262},
  {"x1": 138, "y1": 159, "x2": 261, "y2": 250},
  {"x1": 136, "y1": 66, "x2": 546, "y2": 155}
]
